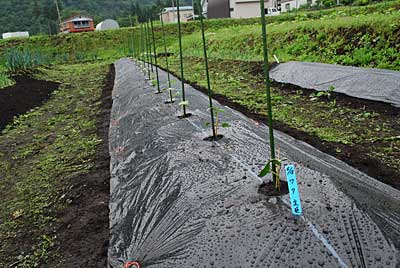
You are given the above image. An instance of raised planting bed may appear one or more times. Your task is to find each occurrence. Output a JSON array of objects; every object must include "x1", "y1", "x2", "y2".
[{"x1": 108, "y1": 59, "x2": 399, "y2": 267}]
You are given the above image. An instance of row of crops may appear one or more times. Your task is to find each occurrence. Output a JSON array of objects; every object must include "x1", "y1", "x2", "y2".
[{"x1": 129, "y1": 0, "x2": 285, "y2": 193}]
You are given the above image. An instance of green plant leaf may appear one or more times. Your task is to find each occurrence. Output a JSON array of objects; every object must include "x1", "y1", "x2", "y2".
[
  {"x1": 179, "y1": 101, "x2": 189, "y2": 107},
  {"x1": 258, "y1": 161, "x2": 272, "y2": 177},
  {"x1": 221, "y1": 122, "x2": 230, "y2": 128}
]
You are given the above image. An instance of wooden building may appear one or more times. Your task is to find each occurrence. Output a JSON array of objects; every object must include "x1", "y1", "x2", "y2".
[{"x1": 60, "y1": 15, "x2": 95, "y2": 34}]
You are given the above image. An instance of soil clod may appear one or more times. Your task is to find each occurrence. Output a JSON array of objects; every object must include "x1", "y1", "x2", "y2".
[{"x1": 258, "y1": 180, "x2": 289, "y2": 197}]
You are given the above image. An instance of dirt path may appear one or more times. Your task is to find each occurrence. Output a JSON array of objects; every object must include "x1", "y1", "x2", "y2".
[{"x1": 52, "y1": 65, "x2": 114, "y2": 267}]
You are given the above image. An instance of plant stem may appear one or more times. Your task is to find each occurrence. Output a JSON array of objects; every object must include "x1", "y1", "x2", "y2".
[
  {"x1": 197, "y1": 0, "x2": 217, "y2": 139},
  {"x1": 176, "y1": 0, "x2": 187, "y2": 116},
  {"x1": 150, "y1": 19, "x2": 161, "y2": 93},
  {"x1": 259, "y1": 0, "x2": 277, "y2": 188}
]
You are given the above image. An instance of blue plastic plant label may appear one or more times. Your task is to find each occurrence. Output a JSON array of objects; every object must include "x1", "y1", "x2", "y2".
[{"x1": 285, "y1": 165, "x2": 302, "y2": 216}]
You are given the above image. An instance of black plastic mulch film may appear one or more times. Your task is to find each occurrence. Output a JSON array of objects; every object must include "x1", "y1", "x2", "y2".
[
  {"x1": 270, "y1": 61, "x2": 400, "y2": 107},
  {"x1": 108, "y1": 59, "x2": 400, "y2": 268}
]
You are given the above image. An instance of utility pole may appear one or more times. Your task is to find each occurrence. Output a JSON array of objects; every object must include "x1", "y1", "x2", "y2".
[{"x1": 54, "y1": 0, "x2": 62, "y2": 32}]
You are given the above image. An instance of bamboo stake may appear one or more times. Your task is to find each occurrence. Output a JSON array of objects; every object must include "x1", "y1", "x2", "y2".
[{"x1": 259, "y1": 0, "x2": 278, "y2": 189}]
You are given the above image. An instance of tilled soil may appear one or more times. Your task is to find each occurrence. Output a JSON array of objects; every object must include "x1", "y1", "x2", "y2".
[
  {"x1": 0, "y1": 76, "x2": 59, "y2": 131},
  {"x1": 52, "y1": 65, "x2": 114, "y2": 268}
]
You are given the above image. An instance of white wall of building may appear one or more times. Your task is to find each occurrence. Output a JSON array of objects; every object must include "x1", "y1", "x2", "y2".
[
  {"x1": 2, "y1": 32, "x2": 29, "y2": 39},
  {"x1": 281, "y1": 0, "x2": 314, "y2": 12},
  {"x1": 161, "y1": 7, "x2": 194, "y2": 23},
  {"x1": 230, "y1": 0, "x2": 277, "y2": 19}
]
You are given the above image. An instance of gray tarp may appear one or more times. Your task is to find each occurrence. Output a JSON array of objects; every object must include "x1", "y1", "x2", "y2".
[
  {"x1": 270, "y1": 61, "x2": 400, "y2": 107},
  {"x1": 108, "y1": 59, "x2": 400, "y2": 268}
]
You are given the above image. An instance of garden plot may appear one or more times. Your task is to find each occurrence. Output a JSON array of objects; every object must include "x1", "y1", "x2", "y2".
[
  {"x1": 270, "y1": 62, "x2": 400, "y2": 107},
  {"x1": 108, "y1": 59, "x2": 399, "y2": 267},
  {"x1": 0, "y1": 76, "x2": 59, "y2": 131}
]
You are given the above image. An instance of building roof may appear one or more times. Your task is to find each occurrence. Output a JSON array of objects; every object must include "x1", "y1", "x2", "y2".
[
  {"x1": 62, "y1": 14, "x2": 93, "y2": 23},
  {"x1": 162, "y1": 6, "x2": 193, "y2": 13},
  {"x1": 96, "y1": 19, "x2": 120, "y2": 31}
]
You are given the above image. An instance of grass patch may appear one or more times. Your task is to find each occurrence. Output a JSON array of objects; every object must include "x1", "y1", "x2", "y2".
[
  {"x1": 170, "y1": 13, "x2": 400, "y2": 70},
  {"x1": 0, "y1": 61, "x2": 110, "y2": 267}
]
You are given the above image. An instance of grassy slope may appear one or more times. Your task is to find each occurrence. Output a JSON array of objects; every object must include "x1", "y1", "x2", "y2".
[
  {"x1": 0, "y1": 62, "x2": 109, "y2": 267},
  {"x1": 173, "y1": 13, "x2": 400, "y2": 70},
  {"x1": 1, "y1": 0, "x2": 399, "y2": 66}
]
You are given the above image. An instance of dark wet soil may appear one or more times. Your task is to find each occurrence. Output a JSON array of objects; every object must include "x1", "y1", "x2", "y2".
[
  {"x1": 0, "y1": 76, "x2": 59, "y2": 131},
  {"x1": 178, "y1": 112, "x2": 193, "y2": 119},
  {"x1": 259, "y1": 180, "x2": 289, "y2": 196},
  {"x1": 204, "y1": 134, "x2": 224, "y2": 142},
  {"x1": 53, "y1": 65, "x2": 113, "y2": 268}
]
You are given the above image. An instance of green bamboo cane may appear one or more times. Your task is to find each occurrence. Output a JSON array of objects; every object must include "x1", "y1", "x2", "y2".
[
  {"x1": 141, "y1": 24, "x2": 145, "y2": 69},
  {"x1": 259, "y1": 0, "x2": 277, "y2": 188},
  {"x1": 144, "y1": 22, "x2": 151, "y2": 80},
  {"x1": 129, "y1": 16, "x2": 135, "y2": 61},
  {"x1": 140, "y1": 24, "x2": 145, "y2": 68},
  {"x1": 160, "y1": 15, "x2": 174, "y2": 103},
  {"x1": 196, "y1": 0, "x2": 216, "y2": 139},
  {"x1": 150, "y1": 19, "x2": 161, "y2": 94},
  {"x1": 146, "y1": 20, "x2": 154, "y2": 74},
  {"x1": 176, "y1": 0, "x2": 188, "y2": 116}
]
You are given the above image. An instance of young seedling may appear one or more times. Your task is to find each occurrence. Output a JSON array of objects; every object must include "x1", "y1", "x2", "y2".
[
  {"x1": 258, "y1": 151, "x2": 287, "y2": 192},
  {"x1": 310, "y1": 85, "x2": 336, "y2": 106},
  {"x1": 196, "y1": 0, "x2": 218, "y2": 140},
  {"x1": 204, "y1": 107, "x2": 230, "y2": 139},
  {"x1": 165, "y1": 80, "x2": 177, "y2": 104},
  {"x1": 179, "y1": 100, "x2": 189, "y2": 111}
]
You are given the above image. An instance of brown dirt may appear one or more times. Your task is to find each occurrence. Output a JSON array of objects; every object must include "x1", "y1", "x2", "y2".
[
  {"x1": 259, "y1": 181, "x2": 289, "y2": 197},
  {"x1": 51, "y1": 65, "x2": 114, "y2": 268},
  {"x1": 0, "y1": 76, "x2": 59, "y2": 131}
]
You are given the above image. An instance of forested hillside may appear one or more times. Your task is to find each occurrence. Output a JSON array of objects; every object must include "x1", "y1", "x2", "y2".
[{"x1": 0, "y1": 0, "x2": 191, "y2": 36}]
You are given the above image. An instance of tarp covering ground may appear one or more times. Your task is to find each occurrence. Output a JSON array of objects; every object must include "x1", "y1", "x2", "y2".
[
  {"x1": 108, "y1": 59, "x2": 400, "y2": 267},
  {"x1": 270, "y1": 61, "x2": 400, "y2": 107}
]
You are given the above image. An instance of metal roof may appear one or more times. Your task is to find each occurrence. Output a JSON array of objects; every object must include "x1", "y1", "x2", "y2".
[
  {"x1": 62, "y1": 14, "x2": 93, "y2": 23},
  {"x1": 162, "y1": 6, "x2": 193, "y2": 13}
]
